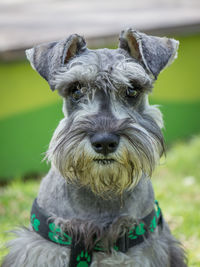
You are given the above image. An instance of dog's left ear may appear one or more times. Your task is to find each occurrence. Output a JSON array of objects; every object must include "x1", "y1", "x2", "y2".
[
  {"x1": 119, "y1": 28, "x2": 179, "y2": 79},
  {"x1": 25, "y1": 34, "x2": 87, "y2": 90}
]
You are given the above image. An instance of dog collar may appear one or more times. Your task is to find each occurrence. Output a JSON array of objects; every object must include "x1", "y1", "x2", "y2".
[{"x1": 31, "y1": 199, "x2": 163, "y2": 267}]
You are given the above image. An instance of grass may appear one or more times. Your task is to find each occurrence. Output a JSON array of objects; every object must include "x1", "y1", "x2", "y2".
[{"x1": 0, "y1": 135, "x2": 200, "y2": 266}]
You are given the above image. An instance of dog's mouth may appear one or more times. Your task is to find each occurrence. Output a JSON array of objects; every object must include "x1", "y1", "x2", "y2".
[{"x1": 93, "y1": 159, "x2": 115, "y2": 165}]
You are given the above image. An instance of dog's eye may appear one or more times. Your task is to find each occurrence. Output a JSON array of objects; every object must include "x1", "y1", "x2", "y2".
[
  {"x1": 126, "y1": 87, "x2": 139, "y2": 98},
  {"x1": 70, "y1": 83, "x2": 84, "y2": 101},
  {"x1": 72, "y1": 89, "x2": 83, "y2": 101}
]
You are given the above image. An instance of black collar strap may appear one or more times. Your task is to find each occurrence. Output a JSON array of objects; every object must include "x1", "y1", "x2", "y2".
[{"x1": 31, "y1": 199, "x2": 163, "y2": 267}]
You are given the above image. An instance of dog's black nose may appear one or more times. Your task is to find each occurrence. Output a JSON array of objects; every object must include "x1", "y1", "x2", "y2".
[{"x1": 90, "y1": 133, "x2": 120, "y2": 155}]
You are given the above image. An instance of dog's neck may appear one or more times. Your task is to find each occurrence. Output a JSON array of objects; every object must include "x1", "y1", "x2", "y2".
[{"x1": 37, "y1": 168, "x2": 155, "y2": 223}]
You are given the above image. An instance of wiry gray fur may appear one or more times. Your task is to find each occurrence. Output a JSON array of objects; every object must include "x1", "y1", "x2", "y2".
[{"x1": 2, "y1": 28, "x2": 187, "y2": 267}]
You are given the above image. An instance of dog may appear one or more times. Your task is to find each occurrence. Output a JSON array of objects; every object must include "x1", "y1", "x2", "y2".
[{"x1": 2, "y1": 28, "x2": 187, "y2": 267}]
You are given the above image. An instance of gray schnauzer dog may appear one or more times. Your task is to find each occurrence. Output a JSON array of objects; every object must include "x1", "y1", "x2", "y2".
[{"x1": 2, "y1": 28, "x2": 187, "y2": 267}]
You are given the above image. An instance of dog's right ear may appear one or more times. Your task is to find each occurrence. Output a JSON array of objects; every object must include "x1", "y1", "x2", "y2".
[
  {"x1": 119, "y1": 28, "x2": 179, "y2": 79},
  {"x1": 25, "y1": 34, "x2": 87, "y2": 90}
]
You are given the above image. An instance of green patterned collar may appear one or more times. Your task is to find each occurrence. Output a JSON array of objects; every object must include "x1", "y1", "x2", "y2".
[{"x1": 31, "y1": 199, "x2": 163, "y2": 267}]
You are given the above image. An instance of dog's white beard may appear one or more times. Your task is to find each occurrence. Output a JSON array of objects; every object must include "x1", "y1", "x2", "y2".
[{"x1": 49, "y1": 137, "x2": 158, "y2": 198}]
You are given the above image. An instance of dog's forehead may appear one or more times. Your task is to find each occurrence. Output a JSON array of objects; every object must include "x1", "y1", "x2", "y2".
[
  {"x1": 68, "y1": 47, "x2": 130, "y2": 71},
  {"x1": 87, "y1": 48, "x2": 129, "y2": 68},
  {"x1": 55, "y1": 47, "x2": 152, "y2": 91}
]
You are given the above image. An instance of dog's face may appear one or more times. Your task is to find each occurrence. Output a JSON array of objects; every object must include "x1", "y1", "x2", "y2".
[
  {"x1": 26, "y1": 29, "x2": 179, "y2": 197},
  {"x1": 47, "y1": 48, "x2": 163, "y2": 197}
]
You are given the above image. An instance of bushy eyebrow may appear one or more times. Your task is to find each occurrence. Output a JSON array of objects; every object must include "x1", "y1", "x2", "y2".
[
  {"x1": 111, "y1": 61, "x2": 152, "y2": 89},
  {"x1": 54, "y1": 59, "x2": 153, "y2": 98},
  {"x1": 53, "y1": 64, "x2": 98, "y2": 90}
]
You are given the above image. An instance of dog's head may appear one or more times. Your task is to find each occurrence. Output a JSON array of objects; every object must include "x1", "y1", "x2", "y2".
[{"x1": 26, "y1": 29, "x2": 179, "y2": 197}]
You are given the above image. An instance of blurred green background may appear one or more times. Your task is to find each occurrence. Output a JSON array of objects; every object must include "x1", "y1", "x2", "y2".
[{"x1": 0, "y1": 34, "x2": 200, "y2": 181}]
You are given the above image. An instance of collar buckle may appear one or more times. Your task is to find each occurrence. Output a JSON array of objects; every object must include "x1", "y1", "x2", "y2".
[{"x1": 116, "y1": 231, "x2": 129, "y2": 253}]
